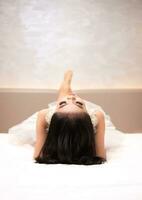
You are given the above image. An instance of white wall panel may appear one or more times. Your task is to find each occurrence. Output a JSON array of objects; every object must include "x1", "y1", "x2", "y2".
[{"x1": 0, "y1": 0, "x2": 142, "y2": 89}]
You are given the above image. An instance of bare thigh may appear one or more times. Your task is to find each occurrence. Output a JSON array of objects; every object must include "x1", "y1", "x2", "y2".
[{"x1": 57, "y1": 85, "x2": 74, "y2": 101}]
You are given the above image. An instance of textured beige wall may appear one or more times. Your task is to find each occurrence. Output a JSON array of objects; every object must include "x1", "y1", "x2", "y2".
[{"x1": 0, "y1": 0, "x2": 142, "y2": 89}]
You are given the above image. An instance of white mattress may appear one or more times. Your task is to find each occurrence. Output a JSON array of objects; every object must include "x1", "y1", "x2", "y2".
[{"x1": 0, "y1": 132, "x2": 142, "y2": 200}]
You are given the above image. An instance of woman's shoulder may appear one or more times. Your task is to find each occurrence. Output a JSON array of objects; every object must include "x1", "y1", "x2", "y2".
[
  {"x1": 84, "y1": 99, "x2": 105, "y2": 115},
  {"x1": 37, "y1": 107, "x2": 56, "y2": 128},
  {"x1": 37, "y1": 109, "x2": 48, "y2": 121},
  {"x1": 83, "y1": 99, "x2": 105, "y2": 127},
  {"x1": 44, "y1": 105, "x2": 57, "y2": 124},
  {"x1": 38, "y1": 108, "x2": 49, "y2": 114},
  {"x1": 38, "y1": 101, "x2": 57, "y2": 117}
]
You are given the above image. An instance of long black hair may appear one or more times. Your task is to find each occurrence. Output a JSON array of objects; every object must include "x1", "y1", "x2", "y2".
[{"x1": 34, "y1": 111, "x2": 106, "y2": 165}]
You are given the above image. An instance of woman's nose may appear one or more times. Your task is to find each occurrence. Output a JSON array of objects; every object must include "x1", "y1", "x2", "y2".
[{"x1": 67, "y1": 96, "x2": 76, "y2": 100}]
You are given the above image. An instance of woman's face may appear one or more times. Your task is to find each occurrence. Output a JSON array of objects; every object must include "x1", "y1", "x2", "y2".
[{"x1": 56, "y1": 94, "x2": 87, "y2": 113}]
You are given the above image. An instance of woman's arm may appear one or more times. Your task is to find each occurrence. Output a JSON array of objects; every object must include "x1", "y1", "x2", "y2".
[
  {"x1": 94, "y1": 111, "x2": 107, "y2": 160},
  {"x1": 57, "y1": 70, "x2": 74, "y2": 100},
  {"x1": 33, "y1": 109, "x2": 48, "y2": 159}
]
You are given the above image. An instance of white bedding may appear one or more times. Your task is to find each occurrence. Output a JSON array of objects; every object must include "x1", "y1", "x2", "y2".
[{"x1": 0, "y1": 131, "x2": 142, "y2": 200}]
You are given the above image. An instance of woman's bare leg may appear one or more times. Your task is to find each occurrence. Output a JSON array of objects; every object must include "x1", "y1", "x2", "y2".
[{"x1": 57, "y1": 70, "x2": 74, "y2": 100}]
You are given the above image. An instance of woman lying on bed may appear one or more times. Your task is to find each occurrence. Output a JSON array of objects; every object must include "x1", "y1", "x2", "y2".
[{"x1": 34, "y1": 70, "x2": 107, "y2": 165}]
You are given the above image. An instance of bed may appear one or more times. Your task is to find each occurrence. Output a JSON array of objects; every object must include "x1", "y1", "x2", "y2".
[
  {"x1": 1, "y1": 132, "x2": 142, "y2": 200},
  {"x1": 0, "y1": 89, "x2": 142, "y2": 200}
]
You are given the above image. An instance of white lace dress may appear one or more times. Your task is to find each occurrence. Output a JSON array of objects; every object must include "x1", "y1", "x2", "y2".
[
  {"x1": 8, "y1": 99, "x2": 116, "y2": 146},
  {"x1": 45, "y1": 99, "x2": 108, "y2": 133}
]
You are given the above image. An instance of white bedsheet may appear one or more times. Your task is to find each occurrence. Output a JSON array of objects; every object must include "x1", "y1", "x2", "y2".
[{"x1": 0, "y1": 132, "x2": 142, "y2": 200}]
